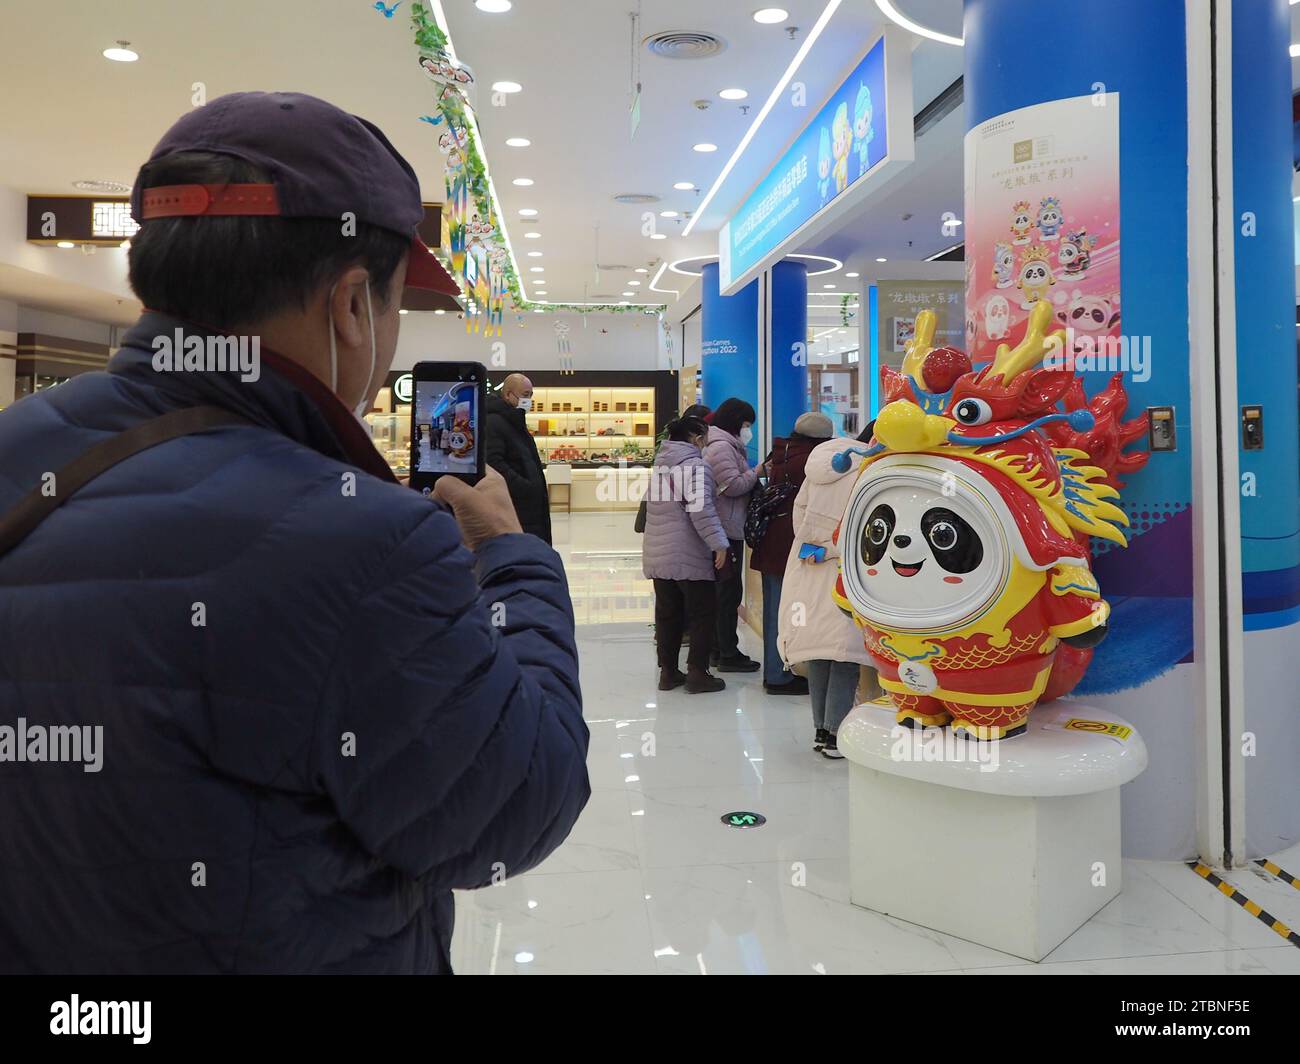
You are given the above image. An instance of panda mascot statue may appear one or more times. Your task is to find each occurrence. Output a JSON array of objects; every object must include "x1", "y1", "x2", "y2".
[{"x1": 831, "y1": 301, "x2": 1149, "y2": 740}]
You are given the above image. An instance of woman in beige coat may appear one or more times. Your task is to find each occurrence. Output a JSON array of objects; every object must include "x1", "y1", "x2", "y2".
[{"x1": 776, "y1": 430, "x2": 879, "y2": 759}]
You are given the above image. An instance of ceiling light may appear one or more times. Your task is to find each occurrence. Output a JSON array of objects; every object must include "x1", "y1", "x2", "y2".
[
  {"x1": 673, "y1": 182, "x2": 695, "y2": 191},
  {"x1": 533, "y1": 309, "x2": 544, "y2": 314},
  {"x1": 527, "y1": 251, "x2": 543, "y2": 257},
  {"x1": 475, "y1": 0, "x2": 513, "y2": 11},
  {"x1": 651, "y1": 233, "x2": 667, "y2": 240},
  {"x1": 846, "y1": 271, "x2": 859, "y2": 277},
  {"x1": 719, "y1": 88, "x2": 749, "y2": 100},
  {"x1": 492, "y1": 80, "x2": 523, "y2": 94},
  {"x1": 399, "y1": 309, "x2": 409, "y2": 315},
  {"x1": 524, "y1": 231, "x2": 541, "y2": 239},
  {"x1": 753, "y1": 8, "x2": 789, "y2": 23},
  {"x1": 512, "y1": 177, "x2": 534, "y2": 186},
  {"x1": 536, "y1": 290, "x2": 548, "y2": 295},
  {"x1": 693, "y1": 142, "x2": 718, "y2": 153},
  {"x1": 873, "y1": 0, "x2": 963, "y2": 46},
  {"x1": 628, "y1": 280, "x2": 642, "y2": 286},
  {"x1": 635, "y1": 267, "x2": 649, "y2": 274},
  {"x1": 102, "y1": 41, "x2": 138, "y2": 62},
  {"x1": 823, "y1": 284, "x2": 835, "y2": 289},
  {"x1": 518, "y1": 208, "x2": 538, "y2": 216},
  {"x1": 623, "y1": 291, "x2": 635, "y2": 296},
  {"x1": 660, "y1": 210, "x2": 679, "y2": 218},
  {"x1": 1291, "y1": 43, "x2": 1300, "y2": 57},
  {"x1": 505, "y1": 137, "x2": 531, "y2": 147},
  {"x1": 876, "y1": 257, "x2": 887, "y2": 262},
  {"x1": 530, "y1": 266, "x2": 545, "y2": 272},
  {"x1": 56, "y1": 241, "x2": 75, "y2": 249}
]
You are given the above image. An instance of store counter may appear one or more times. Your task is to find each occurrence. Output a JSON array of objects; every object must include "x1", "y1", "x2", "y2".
[{"x1": 547, "y1": 462, "x2": 651, "y2": 512}]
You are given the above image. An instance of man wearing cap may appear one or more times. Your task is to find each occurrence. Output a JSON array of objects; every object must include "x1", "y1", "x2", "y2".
[{"x1": 0, "y1": 92, "x2": 590, "y2": 974}]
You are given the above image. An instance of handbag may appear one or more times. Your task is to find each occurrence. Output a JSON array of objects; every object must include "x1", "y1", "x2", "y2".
[
  {"x1": 743, "y1": 441, "x2": 795, "y2": 550},
  {"x1": 633, "y1": 497, "x2": 647, "y2": 533}
]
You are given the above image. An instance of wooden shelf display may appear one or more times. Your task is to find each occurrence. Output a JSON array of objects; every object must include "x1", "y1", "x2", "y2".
[{"x1": 527, "y1": 386, "x2": 656, "y2": 463}]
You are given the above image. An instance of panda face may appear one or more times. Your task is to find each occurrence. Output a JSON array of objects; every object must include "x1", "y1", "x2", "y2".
[
  {"x1": 1058, "y1": 242, "x2": 1079, "y2": 266},
  {"x1": 840, "y1": 458, "x2": 1011, "y2": 632},
  {"x1": 1020, "y1": 262, "x2": 1048, "y2": 286},
  {"x1": 1040, "y1": 207, "x2": 1061, "y2": 228},
  {"x1": 1013, "y1": 210, "x2": 1030, "y2": 229}
]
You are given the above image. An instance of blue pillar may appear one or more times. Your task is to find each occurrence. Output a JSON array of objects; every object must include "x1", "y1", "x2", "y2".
[
  {"x1": 701, "y1": 261, "x2": 758, "y2": 459},
  {"x1": 965, "y1": 0, "x2": 1194, "y2": 859},
  {"x1": 769, "y1": 259, "x2": 809, "y2": 442}
]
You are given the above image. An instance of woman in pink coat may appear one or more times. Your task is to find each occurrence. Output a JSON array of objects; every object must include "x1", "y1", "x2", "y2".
[{"x1": 776, "y1": 427, "x2": 879, "y2": 759}]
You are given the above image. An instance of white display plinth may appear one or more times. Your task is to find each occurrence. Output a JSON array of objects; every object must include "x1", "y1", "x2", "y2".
[{"x1": 837, "y1": 700, "x2": 1148, "y2": 962}]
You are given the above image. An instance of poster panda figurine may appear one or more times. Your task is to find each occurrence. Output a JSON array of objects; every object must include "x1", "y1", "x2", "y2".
[
  {"x1": 448, "y1": 422, "x2": 475, "y2": 458},
  {"x1": 834, "y1": 301, "x2": 1149, "y2": 740}
]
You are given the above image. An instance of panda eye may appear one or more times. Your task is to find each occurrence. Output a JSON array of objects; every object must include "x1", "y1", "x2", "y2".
[
  {"x1": 928, "y1": 521, "x2": 957, "y2": 551},
  {"x1": 952, "y1": 398, "x2": 993, "y2": 426},
  {"x1": 868, "y1": 518, "x2": 889, "y2": 545}
]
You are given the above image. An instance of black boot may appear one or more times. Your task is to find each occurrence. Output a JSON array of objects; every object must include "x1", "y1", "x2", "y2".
[{"x1": 658, "y1": 667, "x2": 686, "y2": 691}]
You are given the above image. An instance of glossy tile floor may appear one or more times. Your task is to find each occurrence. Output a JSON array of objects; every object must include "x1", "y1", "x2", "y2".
[{"x1": 450, "y1": 513, "x2": 1300, "y2": 975}]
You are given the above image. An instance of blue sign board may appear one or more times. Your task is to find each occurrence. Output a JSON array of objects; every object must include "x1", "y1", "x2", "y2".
[{"x1": 720, "y1": 35, "x2": 889, "y2": 291}]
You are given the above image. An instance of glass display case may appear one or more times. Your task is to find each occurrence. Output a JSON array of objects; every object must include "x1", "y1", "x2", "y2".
[
  {"x1": 364, "y1": 385, "x2": 412, "y2": 477},
  {"x1": 527, "y1": 385, "x2": 656, "y2": 465}
]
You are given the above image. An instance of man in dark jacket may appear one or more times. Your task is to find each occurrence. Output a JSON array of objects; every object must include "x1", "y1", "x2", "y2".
[
  {"x1": 0, "y1": 92, "x2": 589, "y2": 973},
  {"x1": 485, "y1": 373, "x2": 552, "y2": 542}
]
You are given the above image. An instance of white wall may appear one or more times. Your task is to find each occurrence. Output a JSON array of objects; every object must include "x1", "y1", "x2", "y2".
[
  {"x1": 15, "y1": 306, "x2": 112, "y2": 344},
  {"x1": 391, "y1": 309, "x2": 667, "y2": 374}
]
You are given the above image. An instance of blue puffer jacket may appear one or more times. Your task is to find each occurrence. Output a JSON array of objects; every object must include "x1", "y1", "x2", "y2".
[{"x1": 0, "y1": 313, "x2": 590, "y2": 974}]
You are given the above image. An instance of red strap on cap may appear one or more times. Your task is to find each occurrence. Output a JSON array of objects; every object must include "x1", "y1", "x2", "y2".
[{"x1": 140, "y1": 183, "x2": 280, "y2": 219}]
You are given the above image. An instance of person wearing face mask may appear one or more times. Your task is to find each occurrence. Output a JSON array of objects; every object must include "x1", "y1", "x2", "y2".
[
  {"x1": 0, "y1": 92, "x2": 590, "y2": 974},
  {"x1": 484, "y1": 372, "x2": 551, "y2": 542},
  {"x1": 702, "y1": 397, "x2": 766, "y2": 672}
]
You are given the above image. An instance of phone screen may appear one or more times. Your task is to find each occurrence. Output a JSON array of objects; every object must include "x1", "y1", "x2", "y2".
[{"x1": 409, "y1": 362, "x2": 486, "y2": 490}]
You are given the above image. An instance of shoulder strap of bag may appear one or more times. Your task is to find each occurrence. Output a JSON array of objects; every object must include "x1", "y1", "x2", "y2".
[{"x1": 0, "y1": 405, "x2": 252, "y2": 559}]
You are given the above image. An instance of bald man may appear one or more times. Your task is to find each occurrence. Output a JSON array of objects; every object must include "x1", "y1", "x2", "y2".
[{"x1": 484, "y1": 372, "x2": 552, "y2": 542}]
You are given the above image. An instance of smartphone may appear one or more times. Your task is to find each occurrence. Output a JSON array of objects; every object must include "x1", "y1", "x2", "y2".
[{"x1": 409, "y1": 361, "x2": 487, "y2": 494}]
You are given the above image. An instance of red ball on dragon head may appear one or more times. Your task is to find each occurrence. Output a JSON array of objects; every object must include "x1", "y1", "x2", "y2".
[{"x1": 920, "y1": 346, "x2": 972, "y2": 393}]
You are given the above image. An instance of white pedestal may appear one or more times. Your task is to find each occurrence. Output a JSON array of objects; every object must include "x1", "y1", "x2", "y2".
[{"x1": 838, "y1": 701, "x2": 1148, "y2": 962}]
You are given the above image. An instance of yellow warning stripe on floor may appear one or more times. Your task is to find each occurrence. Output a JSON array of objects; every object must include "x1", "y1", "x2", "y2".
[
  {"x1": 1255, "y1": 858, "x2": 1300, "y2": 891},
  {"x1": 1187, "y1": 862, "x2": 1300, "y2": 948}
]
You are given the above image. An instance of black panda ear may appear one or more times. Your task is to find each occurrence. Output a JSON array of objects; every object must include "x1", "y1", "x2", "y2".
[{"x1": 1108, "y1": 312, "x2": 1121, "y2": 328}]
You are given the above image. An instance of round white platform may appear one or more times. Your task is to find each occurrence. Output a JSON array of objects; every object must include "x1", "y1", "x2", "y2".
[{"x1": 837, "y1": 699, "x2": 1148, "y2": 798}]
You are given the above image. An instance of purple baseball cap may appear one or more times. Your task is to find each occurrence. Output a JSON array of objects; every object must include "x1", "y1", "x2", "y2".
[{"x1": 130, "y1": 91, "x2": 460, "y2": 298}]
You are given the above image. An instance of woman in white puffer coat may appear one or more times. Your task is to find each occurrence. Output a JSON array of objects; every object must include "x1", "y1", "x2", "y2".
[{"x1": 776, "y1": 430, "x2": 879, "y2": 759}]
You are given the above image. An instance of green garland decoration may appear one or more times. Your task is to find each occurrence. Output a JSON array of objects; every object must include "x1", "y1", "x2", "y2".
[
  {"x1": 411, "y1": 5, "x2": 666, "y2": 316},
  {"x1": 840, "y1": 293, "x2": 855, "y2": 328}
]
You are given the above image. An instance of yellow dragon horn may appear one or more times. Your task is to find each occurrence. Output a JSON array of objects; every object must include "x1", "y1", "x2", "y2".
[
  {"x1": 988, "y1": 299, "x2": 1065, "y2": 383},
  {"x1": 900, "y1": 309, "x2": 938, "y2": 383}
]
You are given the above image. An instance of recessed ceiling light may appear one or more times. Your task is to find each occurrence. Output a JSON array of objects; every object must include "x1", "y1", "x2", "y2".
[
  {"x1": 752, "y1": 8, "x2": 788, "y2": 24},
  {"x1": 475, "y1": 0, "x2": 513, "y2": 12},
  {"x1": 492, "y1": 81, "x2": 523, "y2": 94},
  {"x1": 435, "y1": 309, "x2": 445, "y2": 315},
  {"x1": 693, "y1": 142, "x2": 718, "y2": 153},
  {"x1": 660, "y1": 210, "x2": 679, "y2": 218},
  {"x1": 845, "y1": 271, "x2": 859, "y2": 277},
  {"x1": 823, "y1": 284, "x2": 835, "y2": 289},
  {"x1": 399, "y1": 308, "x2": 409, "y2": 315},
  {"x1": 56, "y1": 241, "x2": 75, "y2": 249},
  {"x1": 673, "y1": 181, "x2": 695, "y2": 191},
  {"x1": 536, "y1": 290, "x2": 548, "y2": 295},
  {"x1": 512, "y1": 177, "x2": 534, "y2": 186},
  {"x1": 628, "y1": 280, "x2": 642, "y2": 286},
  {"x1": 533, "y1": 308, "x2": 544, "y2": 313},
  {"x1": 505, "y1": 137, "x2": 531, "y2": 147},
  {"x1": 530, "y1": 266, "x2": 545, "y2": 272},
  {"x1": 524, "y1": 231, "x2": 541, "y2": 239},
  {"x1": 102, "y1": 41, "x2": 138, "y2": 62},
  {"x1": 650, "y1": 233, "x2": 667, "y2": 240},
  {"x1": 527, "y1": 251, "x2": 543, "y2": 257},
  {"x1": 876, "y1": 257, "x2": 887, "y2": 262},
  {"x1": 719, "y1": 88, "x2": 748, "y2": 100},
  {"x1": 623, "y1": 291, "x2": 635, "y2": 296},
  {"x1": 635, "y1": 267, "x2": 649, "y2": 274},
  {"x1": 518, "y1": 208, "x2": 538, "y2": 216}
]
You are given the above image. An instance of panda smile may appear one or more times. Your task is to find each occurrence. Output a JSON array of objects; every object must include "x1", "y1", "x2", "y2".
[{"x1": 891, "y1": 558, "x2": 925, "y2": 578}]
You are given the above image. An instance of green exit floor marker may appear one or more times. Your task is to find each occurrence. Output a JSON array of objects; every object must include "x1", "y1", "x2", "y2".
[{"x1": 721, "y1": 811, "x2": 766, "y2": 828}]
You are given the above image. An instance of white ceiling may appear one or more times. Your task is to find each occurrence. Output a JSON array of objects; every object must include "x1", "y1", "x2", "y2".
[{"x1": 0, "y1": 0, "x2": 966, "y2": 320}]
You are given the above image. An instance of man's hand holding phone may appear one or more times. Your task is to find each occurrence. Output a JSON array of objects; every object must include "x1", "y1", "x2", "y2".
[{"x1": 435, "y1": 466, "x2": 522, "y2": 551}]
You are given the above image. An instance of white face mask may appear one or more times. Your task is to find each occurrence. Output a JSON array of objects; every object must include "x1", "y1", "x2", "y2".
[
  {"x1": 739, "y1": 424, "x2": 753, "y2": 446},
  {"x1": 327, "y1": 279, "x2": 377, "y2": 421},
  {"x1": 516, "y1": 396, "x2": 533, "y2": 412}
]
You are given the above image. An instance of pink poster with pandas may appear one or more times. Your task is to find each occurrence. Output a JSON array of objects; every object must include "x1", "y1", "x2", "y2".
[{"x1": 963, "y1": 93, "x2": 1120, "y2": 367}]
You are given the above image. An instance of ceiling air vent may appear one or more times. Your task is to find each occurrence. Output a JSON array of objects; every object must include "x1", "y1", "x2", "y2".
[
  {"x1": 643, "y1": 31, "x2": 727, "y2": 60},
  {"x1": 613, "y1": 193, "x2": 660, "y2": 205},
  {"x1": 597, "y1": 263, "x2": 634, "y2": 271}
]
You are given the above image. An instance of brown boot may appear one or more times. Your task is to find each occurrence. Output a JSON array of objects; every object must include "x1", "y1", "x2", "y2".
[{"x1": 685, "y1": 668, "x2": 725, "y2": 694}]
